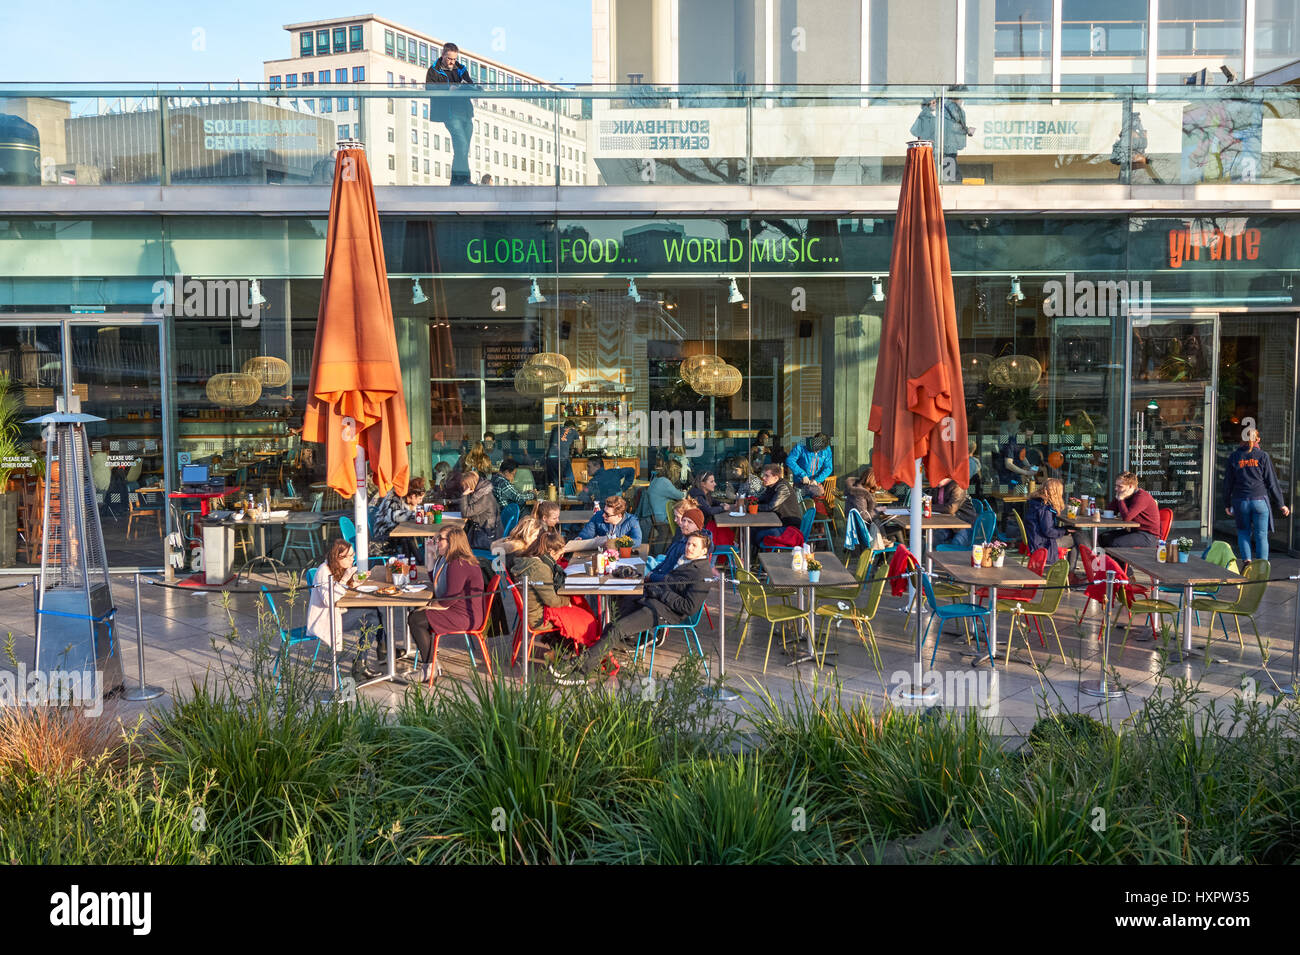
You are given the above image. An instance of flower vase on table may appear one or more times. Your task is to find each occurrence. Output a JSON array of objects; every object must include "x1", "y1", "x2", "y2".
[{"x1": 806, "y1": 557, "x2": 822, "y2": 583}]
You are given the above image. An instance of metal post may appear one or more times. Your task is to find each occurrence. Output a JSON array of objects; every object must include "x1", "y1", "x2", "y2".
[
  {"x1": 1279, "y1": 573, "x2": 1300, "y2": 697},
  {"x1": 521, "y1": 573, "x2": 529, "y2": 687},
  {"x1": 124, "y1": 572, "x2": 164, "y2": 701},
  {"x1": 901, "y1": 458, "x2": 936, "y2": 702},
  {"x1": 707, "y1": 568, "x2": 738, "y2": 702},
  {"x1": 1082, "y1": 569, "x2": 1122, "y2": 698}
]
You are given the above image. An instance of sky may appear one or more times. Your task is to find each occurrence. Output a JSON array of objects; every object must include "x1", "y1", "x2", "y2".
[{"x1": 0, "y1": 0, "x2": 593, "y2": 84}]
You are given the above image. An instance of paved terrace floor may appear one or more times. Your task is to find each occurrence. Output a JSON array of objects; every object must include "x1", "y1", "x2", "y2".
[{"x1": 2, "y1": 554, "x2": 1297, "y2": 739}]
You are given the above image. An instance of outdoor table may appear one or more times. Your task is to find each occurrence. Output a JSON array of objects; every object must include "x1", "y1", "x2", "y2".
[
  {"x1": 986, "y1": 489, "x2": 1028, "y2": 505},
  {"x1": 875, "y1": 491, "x2": 899, "y2": 504},
  {"x1": 557, "y1": 558, "x2": 645, "y2": 625},
  {"x1": 1108, "y1": 547, "x2": 1247, "y2": 660},
  {"x1": 337, "y1": 567, "x2": 432, "y2": 688},
  {"x1": 1062, "y1": 514, "x2": 1139, "y2": 551},
  {"x1": 929, "y1": 552, "x2": 1045, "y2": 662},
  {"x1": 714, "y1": 510, "x2": 781, "y2": 572},
  {"x1": 558, "y1": 508, "x2": 598, "y2": 525},
  {"x1": 205, "y1": 510, "x2": 327, "y2": 582},
  {"x1": 170, "y1": 487, "x2": 241, "y2": 517},
  {"x1": 759, "y1": 550, "x2": 855, "y2": 666},
  {"x1": 890, "y1": 513, "x2": 972, "y2": 574},
  {"x1": 388, "y1": 514, "x2": 464, "y2": 536}
]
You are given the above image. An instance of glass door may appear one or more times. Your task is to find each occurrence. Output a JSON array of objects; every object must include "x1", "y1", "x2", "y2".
[
  {"x1": 1215, "y1": 313, "x2": 1298, "y2": 555},
  {"x1": 1128, "y1": 312, "x2": 1216, "y2": 540}
]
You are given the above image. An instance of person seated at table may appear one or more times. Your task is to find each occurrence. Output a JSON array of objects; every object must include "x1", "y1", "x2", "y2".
[
  {"x1": 481, "y1": 431, "x2": 504, "y2": 469},
  {"x1": 459, "y1": 441, "x2": 493, "y2": 476},
  {"x1": 996, "y1": 421, "x2": 1039, "y2": 487},
  {"x1": 929, "y1": 477, "x2": 978, "y2": 547},
  {"x1": 577, "y1": 494, "x2": 642, "y2": 548},
  {"x1": 753, "y1": 463, "x2": 804, "y2": 551},
  {"x1": 787, "y1": 432, "x2": 834, "y2": 498},
  {"x1": 1099, "y1": 471, "x2": 1161, "y2": 548},
  {"x1": 491, "y1": 458, "x2": 532, "y2": 510},
  {"x1": 688, "y1": 470, "x2": 728, "y2": 519},
  {"x1": 513, "y1": 530, "x2": 599, "y2": 655},
  {"x1": 369, "y1": 478, "x2": 427, "y2": 556},
  {"x1": 405, "y1": 527, "x2": 486, "y2": 683},
  {"x1": 459, "y1": 470, "x2": 502, "y2": 545},
  {"x1": 968, "y1": 438, "x2": 984, "y2": 497},
  {"x1": 1025, "y1": 478, "x2": 1071, "y2": 559},
  {"x1": 554, "y1": 531, "x2": 713, "y2": 683},
  {"x1": 306, "y1": 538, "x2": 388, "y2": 680},
  {"x1": 532, "y1": 499, "x2": 561, "y2": 532},
  {"x1": 431, "y1": 461, "x2": 452, "y2": 495},
  {"x1": 648, "y1": 506, "x2": 708, "y2": 582},
  {"x1": 491, "y1": 515, "x2": 544, "y2": 572},
  {"x1": 580, "y1": 455, "x2": 634, "y2": 506},
  {"x1": 546, "y1": 419, "x2": 583, "y2": 497},
  {"x1": 843, "y1": 467, "x2": 893, "y2": 554},
  {"x1": 724, "y1": 455, "x2": 763, "y2": 500},
  {"x1": 643, "y1": 462, "x2": 685, "y2": 543}
]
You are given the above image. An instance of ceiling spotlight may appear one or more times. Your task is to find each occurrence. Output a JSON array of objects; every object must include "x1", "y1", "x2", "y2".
[
  {"x1": 871, "y1": 276, "x2": 885, "y2": 302},
  {"x1": 627, "y1": 277, "x2": 641, "y2": 303},
  {"x1": 727, "y1": 277, "x2": 744, "y2": 304},
  {"x1": 1147, "y1": 397, "x2": 1159, "y2": 411},
  {"x1": 248, "y1": 279, "x2": 268, "y2": 307},
  {"x1": 411, "y1": 278, "x2": 427, "y2": 305},
  {"x1": 1007, "y1": 275, "x2": 1025, "y2": 304},
  {"x1": 528, "y1": 278, "x2": 546, "y2": 305}
]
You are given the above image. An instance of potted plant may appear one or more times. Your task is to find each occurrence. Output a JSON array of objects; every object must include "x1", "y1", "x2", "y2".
[
  {"x1": 1176, "y1": 537, "x2": 1195, "y2": 563},
  {"x1": 615, "y1": 535, "x2": 635, "y2": 559},
  {"x1": 0, "y1": 373, "x2": 24, "y2": 568},
  {"x1": 987, "y1": 541, "x2": 1007, "y2": 568},
  {"x1": 1067, "y1": 496, "x2": 1082, "y2": 519},
  {"x1": 746, "y1": 497, "x2": 759, "y2": 515},
  {"x1": 431, "y1": 503, "x2": 445, "y2": 524},
  {"x1": 806, "y1": 556, "x2": 822, "y2": 583}
]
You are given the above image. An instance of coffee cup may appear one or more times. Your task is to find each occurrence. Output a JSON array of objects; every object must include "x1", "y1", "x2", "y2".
[{"x1": 1103, "y1": 509, "x2": 1115, "y2": 519}]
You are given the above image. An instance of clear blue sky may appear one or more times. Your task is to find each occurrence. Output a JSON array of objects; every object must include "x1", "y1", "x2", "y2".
[{"x1": 0, "y1": 1, "x2": 592, "y2": 83}]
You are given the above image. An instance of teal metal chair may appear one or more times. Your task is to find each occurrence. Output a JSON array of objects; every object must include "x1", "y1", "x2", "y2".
[
  {"x1": 280, "y1": 502, "x2": 324, "y2": 565},
  {"x1": 935, "y1": 508, "x2": 995, "y2": 552},
  {"x1": 339, "y1": 515, "x2": 356, "y2": 547},
  {"x1": 920, "y1": 573, "x2": 994, "y2": 668},
  {"x1": 501, "y1": 502, "x2": 521, "y2": 537},
  {"x1": 263, "y1": 584, "x2": 321, "y2": 689},
  {"x1": 761, "y1": 507, "x2": 816, "y2": 553},
  {"x1": 633, "y1": 602, "x2": 710, "y2": 676}
]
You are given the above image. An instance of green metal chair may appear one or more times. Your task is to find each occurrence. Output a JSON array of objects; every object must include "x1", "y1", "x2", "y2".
[
  {"x1": 816, "y1": 549, "x2": 873, "y2": 600},
  {"x1": 996, "y1": 558, "x2": 1070, "y2": 665},
  {"x1": 815, "y1": 560, "x2": 888, "y2": 673},
  {"x1": 1191, "y1": 558, "x2": 1270, "y2": 653},
  {"x1": 734, "y1": 568, "x2": 810, "y2": 674}
]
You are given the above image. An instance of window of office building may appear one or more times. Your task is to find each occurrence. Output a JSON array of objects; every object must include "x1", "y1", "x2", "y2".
[
  {"x1": 493, "y1": 126, "x2": 499, "y2": 140},
  {"x1": 300, "y1": 32, "x2": 313, "y2": 56},
  {"x1": 353, "y1": 66, "x2": 364, "y2": 82},
  {"x1": 302, "y1": 71, "x2": 314, "y2": 85},
  {"x1": 337, "y1": 97, "x2": 348, "y2": 111},
  {"x1": 1256, "y1": 0, "x2": 1300, "y2": 74},
  {"x1": 318, "y1": 72, "x2": 330, "y2": 87},
  {"x1": 350, "y1": 24, "x2": 362, "y2": 51},
  {"x1": 321, "y1": 98, "x2": 331, "y2": 113},
  {"x1": 423, "y1": 132, "x2": 429, "y2": 146},
  {"x1": 388, "y1": 155, "x2": 395, "y2": 169},
  {"x1": 422, "y1": 105, "x2": 428, "y2": 120},
  {"x1": 397, "y1": 35, "x2": 406, "y2": 59},
  {"x1": 475, "y1": 146, "x2": 481, "y2": 159},
  {"x1": 335, "y1": 68, "x2": 346, "y2": 83},
  {"x1": 494, "y1": 150, "x2": 499, "y2": 164},
  {"x1": 511, "y1": 131, "x2": 517, "y2": 144},
  {"x1": 411, "y1": 130, "x2": 418, "y2": 144},
  {"x1": 387, "y1": 71, "x2": 394, "y2": 86},
  {"x1": 1062, "y1": 0, "x2": 1148, "y2": 57},
  {"x1": 269, "y1": 75, "x2": 282, "y2": 89},
  {"x1": 408, "y1": 37, "x2": 417, "y2": 61},
  {"x1": 489, "y1": 68, "x2": 497, "y2": 83},
  {"x1": 316, "y1": 29, "x2": 329, "y2": 52},
  {"x1": 385, "y1": 30, "x2": 395, "y2": 56},
  {"x1": 338, "y1": 124, "x2": 349, "y2": 139},
  {"x1": 411, "y1": 157, "x2": 418, "y2": 172},
  {"x1": 387, "y1": 127, "x2": 395, "y2": 142},
  {"x1": 387, "y1": 98, "x2": 394, "y2": 113},
  {"x1": 286, "y1": 73, "x2": 297, "y2": 88},
  {"x1": 470, "y1": 62, "x2": 480, "y2": 80},
  {"x1": 410, "y1": 101, "x2": 418, "y2": 116},
  {"x1": 333, "y1": 27, "x2": 346, "y2": 53},
  {"x1": 419, "y1": 41, "x2": 428, "y2": 66},
  {"x1": 424, "y1": 159, "x2": 430, "y2": 174}
]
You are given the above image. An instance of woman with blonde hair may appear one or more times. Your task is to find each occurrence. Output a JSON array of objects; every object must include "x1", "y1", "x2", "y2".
[
  {"x1": 1025, "y1": 477, "x2": 1070, "y2": 558},
  {"x1": 532, "y1": 499, "x2": 561, "y2": 532},
  {"x1": 491, "y1": 515, "x2": 544, "y2": 571},
  {"x1": 306, "y1": 538, "x2": 387, "y2": 679},
  {"x1": 461, "y1": 441, "x2": 492, "y2": 475},
  {"x1": 459, "y1": 468, "x2": 502, "y2": 542}
]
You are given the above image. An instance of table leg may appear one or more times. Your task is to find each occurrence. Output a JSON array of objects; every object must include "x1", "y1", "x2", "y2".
[
  {"x1": 925, "y1": 528, "x2": 934, "y2": 575},
  {"x1": 785, "y1": 583, "x2": 816, "y2": 667},
  {"x1": 1092, "y1": 527, "x2": 1099, "y2": 552},
  {"x1": 1182, "y1": 582, "x2": 1198, "y2": 660}
]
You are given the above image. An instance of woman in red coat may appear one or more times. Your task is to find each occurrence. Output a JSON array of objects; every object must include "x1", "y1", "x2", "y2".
[{"x1": 407, "y1": 526, "x2": 485, "y2": 681}]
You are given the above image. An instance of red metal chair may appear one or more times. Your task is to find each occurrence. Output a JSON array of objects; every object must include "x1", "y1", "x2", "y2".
[
  {"x1": 1159, "y1": 507, "x2": 1174, "y2": 541},
  {"x1": 1076, "y1": 545, "x2": 1146, "y2": 633},
  {"x1": 427, "y1": 575, "x2": 499, "y2": 685},
  {"x1": 507, "y1": 573, "x2": 562, "y2": 666}
]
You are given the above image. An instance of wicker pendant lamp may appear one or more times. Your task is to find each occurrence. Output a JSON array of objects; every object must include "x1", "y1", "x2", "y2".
[
  {"x1": 987, "y1": 354, "x2": 1042, "y2": 389},
  {"x1": 242, "y1": 355, "x2": 291, "y2": 388}
]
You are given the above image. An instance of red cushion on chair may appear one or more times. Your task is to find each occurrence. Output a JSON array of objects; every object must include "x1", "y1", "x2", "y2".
[{"x1": 763, "y1": 527, "x2": 805, "y2": 549}]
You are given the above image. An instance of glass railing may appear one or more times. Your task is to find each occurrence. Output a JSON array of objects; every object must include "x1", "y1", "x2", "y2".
[{"x1": 1, "y1": 83, "x2": 1298, "y2": 188}]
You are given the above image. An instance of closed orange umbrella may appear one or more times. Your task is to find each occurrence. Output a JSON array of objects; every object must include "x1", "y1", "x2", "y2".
[
  {"x1": 302, "y1": 145, "x2": 411, "y2": 509},
  {"x1": 869, "y1": 141, "x2": 968, "y2": 490}
]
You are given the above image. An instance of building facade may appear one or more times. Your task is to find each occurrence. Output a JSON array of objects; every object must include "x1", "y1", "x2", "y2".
[{"x1": 2, "y1": 72, "x2": 1300, "y2": 572}]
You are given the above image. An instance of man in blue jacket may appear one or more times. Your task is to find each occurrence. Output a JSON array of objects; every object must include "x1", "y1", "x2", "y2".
[
  {"x1": 787, "y1": 432, "x2": 834, "y2": 495},
  {"x1": 426, "y1": 42, "x2": 476, "y2": 185},
  {"x1": 577, "y1": 495, "x2": 642, "y2": 547},
  {"x1": 1225, "y1": 428, "x2": 1291, "y2": 560}
]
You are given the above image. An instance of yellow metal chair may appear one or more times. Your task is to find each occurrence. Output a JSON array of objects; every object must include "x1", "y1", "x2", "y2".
[
  {"x1": 734, "y1": 568, "x2": 810, "y2": 674},
  {"x1": 815, "y1": 560, "x2": 888, "y2": 673},
  {"x1": 1191, "y1": 558, "x2": 1270, "y2": 654},
  {"x1": 996, "y1": 558, "x2": 1069, "y2": 665}
]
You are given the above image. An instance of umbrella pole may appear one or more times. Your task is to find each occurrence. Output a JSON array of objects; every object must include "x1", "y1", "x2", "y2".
[
  {"x1": 902, "y1": 457, "x2": 936, "y2": 703},
  {"x1": 355, "y1": 445, "x2": 370, "y2": 572}
]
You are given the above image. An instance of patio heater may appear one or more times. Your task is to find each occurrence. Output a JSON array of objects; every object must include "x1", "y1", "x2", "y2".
[{"x1": 29, "y1": 395, "x2": 124, "y2": 698}]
